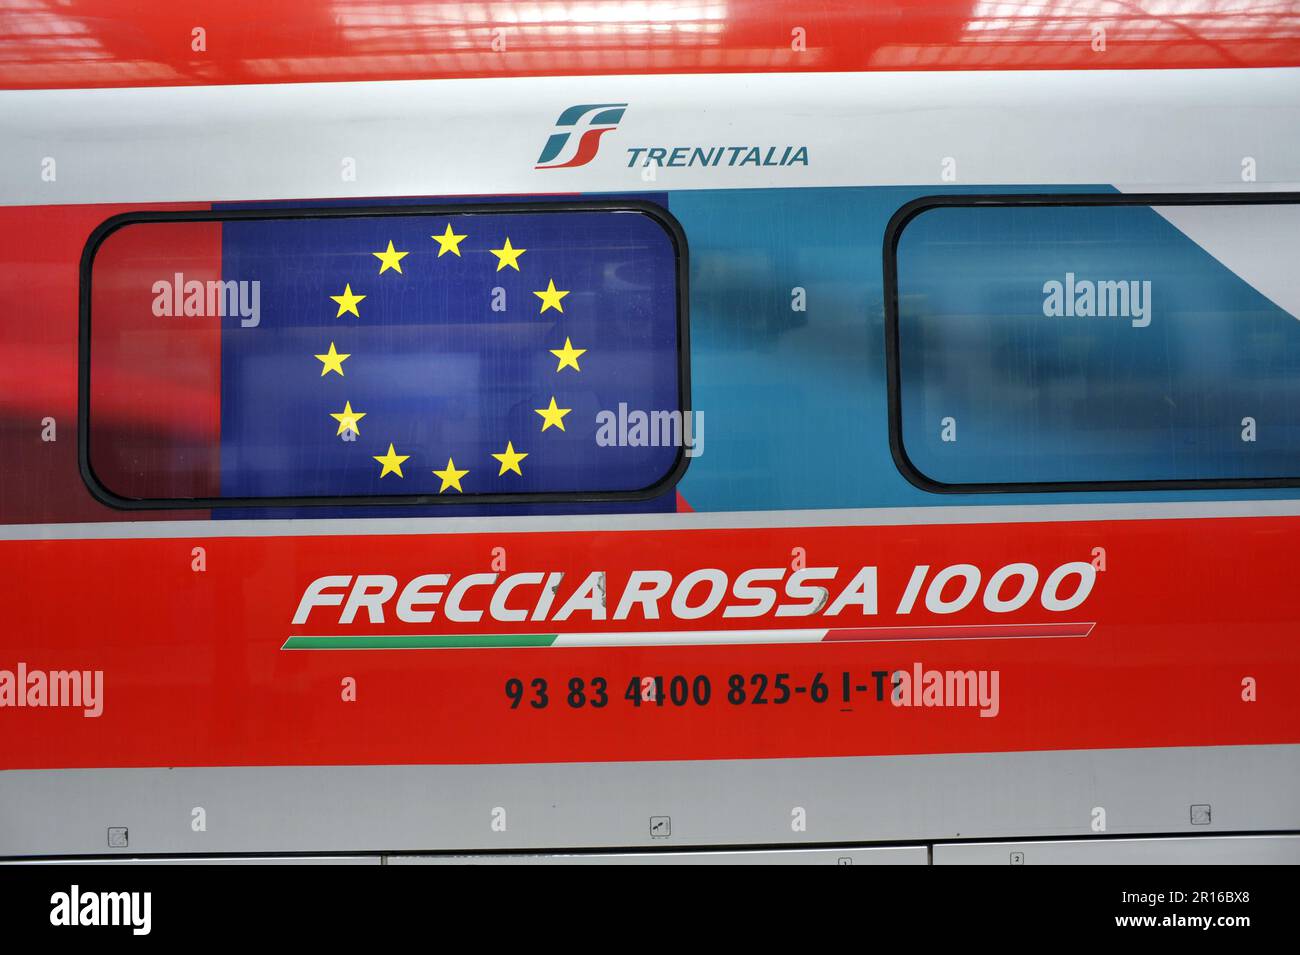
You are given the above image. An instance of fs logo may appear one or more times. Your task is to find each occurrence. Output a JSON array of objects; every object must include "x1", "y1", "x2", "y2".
[{"x1": 535, "y1": 103, "x2": 627, "y2": 169}]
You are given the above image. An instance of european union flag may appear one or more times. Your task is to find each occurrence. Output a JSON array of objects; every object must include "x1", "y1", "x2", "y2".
[{"x1": 215, "y1": 202, "x2": 686, "y2": 506}]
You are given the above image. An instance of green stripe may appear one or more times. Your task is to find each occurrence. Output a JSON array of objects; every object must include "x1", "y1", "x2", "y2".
[{"x1": 282, "y1": 634, "x2": 558, "y2": 650}]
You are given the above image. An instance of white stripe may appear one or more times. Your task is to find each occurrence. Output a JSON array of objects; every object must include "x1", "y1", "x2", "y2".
[
  {"x1": 553, "y1": 629, "x2": 825, "y2": 647},
  {"x1": 3, "y1": 68, "x2": 1300, "y2": 206},
  {"x1": 4, "y1": 498, "x2": 1300, "y2": 541}
]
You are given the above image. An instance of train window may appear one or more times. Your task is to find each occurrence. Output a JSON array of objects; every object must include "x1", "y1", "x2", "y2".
[
  {"x1": 885, "y1": 194, "x2": 1300, "y2": 492},
  {"x1": 80, "y1": 202, "x2": 688, "y2": 508}
]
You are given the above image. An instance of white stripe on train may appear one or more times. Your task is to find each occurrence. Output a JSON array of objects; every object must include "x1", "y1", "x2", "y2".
[
  {"x1": 4, "y1": 498, "x2": 1300, "y2": 541},
  {"x1": 2, "y1": 67, "x2": 1299, "y2": 206}
]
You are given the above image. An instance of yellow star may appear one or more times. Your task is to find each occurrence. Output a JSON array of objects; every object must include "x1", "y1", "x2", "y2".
[
  {"x1": 330, "y1": 401, "x2": 367, "y2": 436},
  {"x1": 372, "y1": 240, "x2": 410, "y2": 275},
  {"x1": 490, "y1": 237, "x2": 526, "y2": 272},
  {"x1": 432, "y1": 457, "x2": 469, "y2": 493},
  {"x1": 491, "y1": 441, "x2": 528, "y2": 476},
  {"x1": 534, "y1": 396, "x2": 572, "y2": 432},
  {"x1": 533, "y1": 279, "x2": 570, "y2": 314},
  {"x1": 373, "y1": 443, "x2": 409, "y2": 478},
  {"x1": 432, "y1": 223, "x2": 468, "y2": 257},
  {"x1": 330, "y1": 283, "x2": 365, "y2": 318},
  {"x1": 550, "y1": 337, "x2": 586, "y2": 372},
  {"x1": 314, "y1": 342, "x2": 350, "y2": 376}
]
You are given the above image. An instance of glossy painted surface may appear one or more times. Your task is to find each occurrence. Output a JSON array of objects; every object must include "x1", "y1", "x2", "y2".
[
  {"x1": 3, "y1": 1, "x2": 1299, "y2": 858},
  {"x1": 2, "y1": 0, "x2": 1299, "y2": 90},
  {"x1": 3, "y1": 516, "x2": 1298, "y2": 769}
]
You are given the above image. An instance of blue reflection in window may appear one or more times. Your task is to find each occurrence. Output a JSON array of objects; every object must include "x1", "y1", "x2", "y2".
[{"x1": 895, "y1": 202, "x2": 1300, "y2": 486}]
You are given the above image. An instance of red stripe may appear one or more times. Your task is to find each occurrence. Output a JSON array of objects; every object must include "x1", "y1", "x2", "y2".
[
  {"x1": 1, "y1": 519, "x2": 1297, "y2": 769},
  {"x1": 3, "y1": 1, "x2": 1298, "y2": 90}
]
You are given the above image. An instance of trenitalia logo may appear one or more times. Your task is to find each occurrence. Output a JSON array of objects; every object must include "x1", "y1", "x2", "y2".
[
  {"x1": 535, "y1": 103, "x2": 628, "y2": 169},
  {"x1": 536, "y1": 104, "x2": 811, "y2": 172}
]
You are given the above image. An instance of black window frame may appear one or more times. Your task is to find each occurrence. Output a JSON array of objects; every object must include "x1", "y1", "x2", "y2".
[
  {"x1": 79, "y1": 198, "x2": 691, "y2": 510},
  {"x1": 883, "y1": 191, "x2": 1300, "y2": 494}
]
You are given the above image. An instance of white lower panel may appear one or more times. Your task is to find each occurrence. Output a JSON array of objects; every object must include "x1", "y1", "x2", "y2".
[
  {"x1": 3, "y1": 745, "x2": 1297, "y2": 857},
  {"x1": 934, "y1": 835, "x2": 1300, "y2": 865},
  {"x1": 388, "y1": 846, "x2": 925, "y2": 865}
]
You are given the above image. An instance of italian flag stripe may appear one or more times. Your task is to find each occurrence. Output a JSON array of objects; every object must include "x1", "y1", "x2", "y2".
[
  {"x1": 551, "y1": 629, "x2": 825, "y2": 647},
  {"x1": 282, "y1": 634, "x2": 559, "y2": 650},
  {"x1": 282, "y1": 623, "x2": 1091, "y2": 651}
]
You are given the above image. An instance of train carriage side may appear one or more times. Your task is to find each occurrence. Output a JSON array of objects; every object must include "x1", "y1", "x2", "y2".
[{"x1": 1, "y1": 1, "x2": 1299, "y2": 863}]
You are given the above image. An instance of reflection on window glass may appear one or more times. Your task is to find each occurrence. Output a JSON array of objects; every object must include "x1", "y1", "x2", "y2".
[
  {"x1": 86, "y1": 204, "x2": 685, "y2": 506},
  {"x1": 893, "y1": 200, "x2": 1300, "y2": 487}
]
